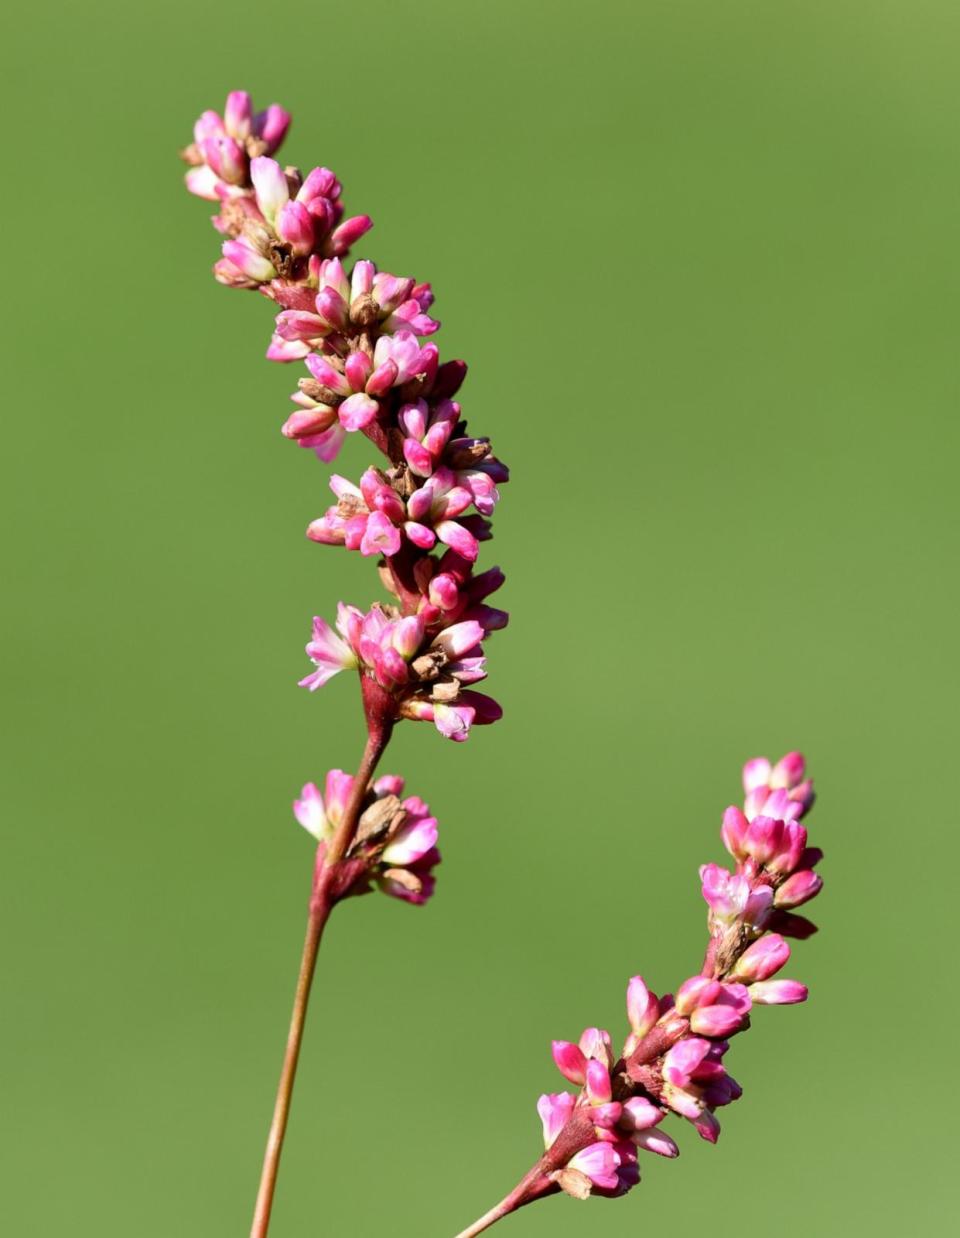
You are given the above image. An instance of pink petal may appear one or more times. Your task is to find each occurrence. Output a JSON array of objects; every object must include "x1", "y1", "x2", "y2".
[
  {"x1": 339, "y1": 393, "x2": 380, "y2": 431},
  {"x1": 292, "y1": 782, "x2": 327, "y2": 839},
  {"x1": 382, "y1": 816, "x2": 439, "y2": 866},
  {"x1": 551, "y1": 1040, "x2": 587, "y2": 1085},
  {"x1": 537, "y1": 1092, "x2": 575, "y2": 1149}
]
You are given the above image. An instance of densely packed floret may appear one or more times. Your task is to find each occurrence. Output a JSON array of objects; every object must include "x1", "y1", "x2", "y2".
[{"x1": 510, "y1": 753, "x2": 823, "y2": 1206}]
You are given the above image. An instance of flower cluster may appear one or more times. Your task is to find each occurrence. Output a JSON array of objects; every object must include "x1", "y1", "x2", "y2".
[
  {"x1": 294, "y1": 771, "x2": 440, "y2": 905},
  {"x1": 299, "y1": 604, "x2": 502, "y2": 742},
  {"x1": 183, "y1": 90, "x2": 507, "y2": 748},
  {"x1": 525, "y1": 753, "x2": 823, "y2": 1204},
  {"x1": 181, "y1": 91, "x2": 371, "y2": 287}
]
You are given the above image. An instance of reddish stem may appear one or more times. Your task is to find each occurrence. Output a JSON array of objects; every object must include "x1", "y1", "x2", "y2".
[
  {"x1": 452, "y1": 1164, "x2": 556, "y2": 1238},
  {"x1": 452, "y1": 1110, "x2": 594, "y2": 1237},
  {"x1": 249, "y1": 720, "x2": 391, "y2": 1238}
]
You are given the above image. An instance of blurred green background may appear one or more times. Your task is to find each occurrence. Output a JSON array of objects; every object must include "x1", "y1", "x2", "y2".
[{"x1": 1, "y1": 1, "x2": 956, "y2": 1234}]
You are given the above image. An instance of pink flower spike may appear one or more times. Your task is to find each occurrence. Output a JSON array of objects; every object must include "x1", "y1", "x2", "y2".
[
  {"x1": 293, "y1": 782, "x2": 328, "y2": 840},
  {"x1": 538, "y1": 1092, "x2": 575, "y2": 1149},
  {"x1": 748, "y1": 980, "x2": 808, "y2": 1005},
  {"x1": 551, "y1": 1040, "x2": 588, "y2": 1085}
]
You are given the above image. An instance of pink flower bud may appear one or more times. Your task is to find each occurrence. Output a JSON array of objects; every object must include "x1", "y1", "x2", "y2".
[
  {"x1": 365, "y1": 360, "x2": 400, "y2": 397},
  {"x1": 578, "y1": 1027, "x2": 613, "y2": 1067},
  {"x1": 224, "y1": 90, "x2": 253, "y2": 139},
  {"x1": 742, "y1": 757, "x2": 772, "y2": 793},
  {"x1": 432, "y1": 620, "x2": 484, "y2": 659},
  {"x1": 675, "y1": 976, "x2": 722, "y2": 1016},
  {"x1": 730, "y1": 934, "x2": 790, "y2": 982},
  {"x1": 202, "y1": 135, "x2": 247, "y2": 184},
  {"x1": 436, "y1": 520, "x2": 479, "y2": 561},
  {"x1": 221, "y1": 238, "x2": 275, "y2": 283},
  {"x1": 748, "y1": 979, "x2": 808, "y2": 1005},
  {"x1": 663, "y1": 1037, "x2": 711, "y2": 1087},
  {"x1": 774, "y1": 869, "x2": 823, "y2": 909},
  {"x1": 771, "y1": 751, "x2": 805, "y2": 788},
  {"x1": 276, "y1": 201, "x2": 315, "y2": 254},
  {"x1": 326, "y1": 214, "x2": 374, "y2": 255},
  {"x1": 620, "y1": 1097, "x2": 663, "y2": 1131},
  {"x1": 691, "y1": 1109, "x2": 721, "y2": 1143},
  {"x1": 633, "y1": 1128, "x2": 679, "y2": 1157},
  {"x1": 338, "y1": 393, "x2": 380, "y2": 431},
  {"x1": 721, "y1": 805, "x2": 748, "y2": 857},
  {"x1": 626, "y1": 976, "x2": 658, "y2": 1039},
  {"x1": 551, "y1": 1041, "x2": 587, "y2": 1085},
  {"x1": 255, "y1": 104, "x2": 291, "y2": 154},
  {"x1": 344, "y1": 351, "x2": 373, "y2": 392},
  {"x1": 250, "y1": 156, "x2": 290, "y2": 223},
  {"x1": 743, "y1": 815, "x2": 783, "y2": 865},
  {"x1": 282, "y1": 405, "x2": 337, "y2": 439},
  {"x1": 585, "y1": 1059, "x2": 612, "y2": 1105}
]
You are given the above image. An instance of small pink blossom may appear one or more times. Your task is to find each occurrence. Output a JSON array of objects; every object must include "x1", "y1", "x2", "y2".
[
  {"x1": 293, "y1": 769, "x2": 441, "y2": 905},
  {"x1": 298, "y1": 613, "x2": 358, "y2": 690}
]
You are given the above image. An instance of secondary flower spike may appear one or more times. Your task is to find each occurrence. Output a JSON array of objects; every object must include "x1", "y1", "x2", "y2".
[{"x1": 452, "y1": 754, "x2": 824, "y2": 1233}]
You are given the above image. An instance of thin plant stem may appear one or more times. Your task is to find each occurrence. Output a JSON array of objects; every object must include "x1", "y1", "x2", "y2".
[
  {"x1": 452, "y1": 1162, "x2": 555, "y2": 1238},
  {"x1": 249, "y1": 724, "x2": 390, "y2": 1238}
]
